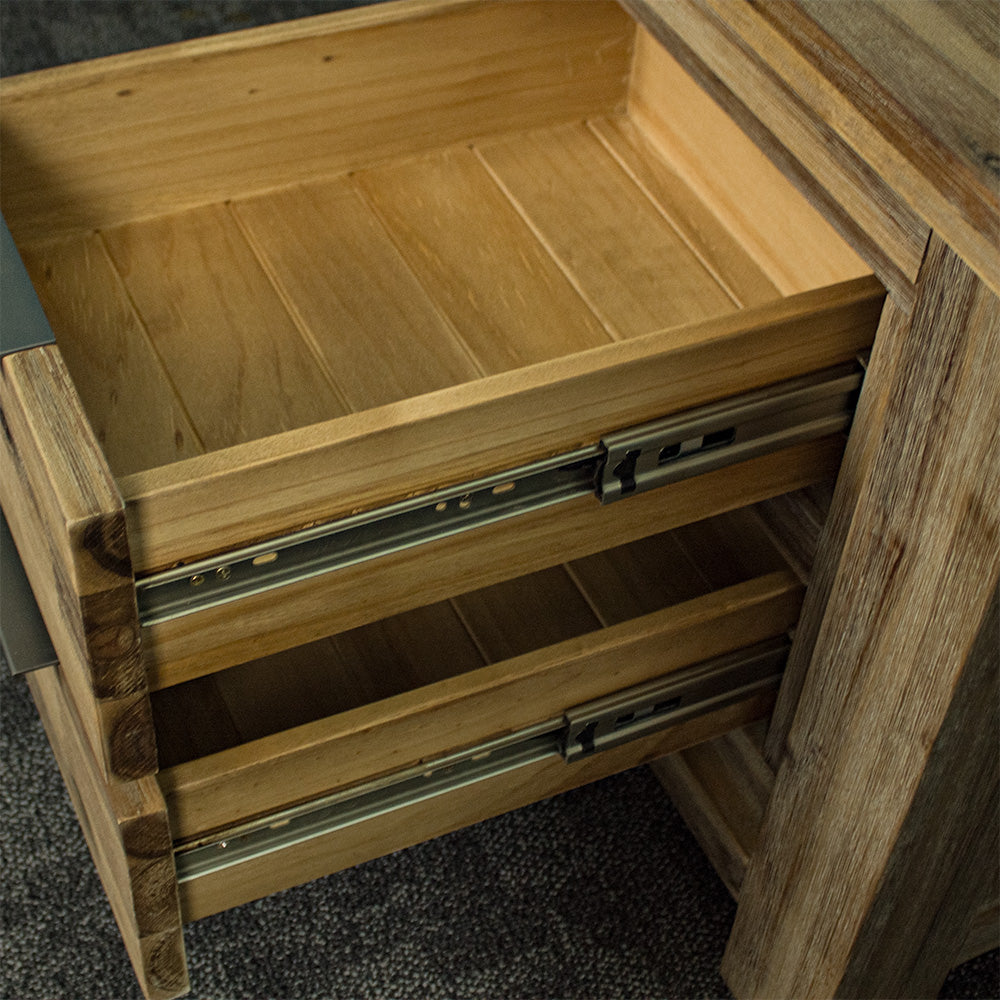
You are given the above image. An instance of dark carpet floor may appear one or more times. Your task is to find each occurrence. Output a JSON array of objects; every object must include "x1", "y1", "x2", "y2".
[{"x1": 1, "y1": 2, "x2": 998, "y2": 998}]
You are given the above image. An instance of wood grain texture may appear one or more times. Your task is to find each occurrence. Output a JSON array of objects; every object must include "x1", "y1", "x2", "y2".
[
  {"x1": 765, "y1": 298, "x2": 909, "y2": 765},
  {"x1": 624, "y1": 6, "x2": 928, "y2": 308},
  {"x1": 101, "y1": 204, "x2": 349, "y2": 449},
  {"x1": 759, "y1": 0, "x2": 1000, "y2": 295},
  {"x1": 589, "y1": 115, "x2": 781, "y2": 309},
  {"x1": 476, "y1": 122, "x2": 736, "y2": 338},
  {"x1": 119, "y1": 277, "x2": 882, "y2": 574},
  {"x1": 626, "y1": 22, "x2": 877, "y2": 298},
  {"x1": 355, "y1": 146, "x2": 614, "y2": 370},
  {"x1": 0, "y1": 346, "x2": 155, "y2": 780},
  {"x1": 567, "y1": 529, "x2": 712, "y2": 627},
  {"x1": 17, "y1": 235, "x2": 202, "y2": 476},
  {"x1": 159, "y1": 572, "x2": 803, "y2": 841},
  {"x1": 650, "y1": 722, "x2": 774, "y2": 898},
  {"x1": 452, "y1": 566, "x2": 601, "y2": 664},
  {"x1": 834, "y1": 586, "x2": 999, "y2": 997},
  {"x1": 0, "y1": 0, "x2": 632, "y2": 241},
  {"x1": 723, "y1": 237, "x2": 1000, "y2": 998},
  {"x1": 179, "y1": 690, "x2": 777, "y2": 922},
  {"x1": 141, "y1": 437, "x2": 843, "y2": 690},
  {"x1": 232, "y1": 179, "x2": 483, "y2": 409},
  {"x1": 27, "y1": 666, "x2": 187, "y2": 1000}
]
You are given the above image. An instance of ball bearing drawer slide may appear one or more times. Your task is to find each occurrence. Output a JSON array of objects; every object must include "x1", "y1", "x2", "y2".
[
  {"x1": 135, "y1": 362, "x2": 861, "y2": 628},
  {"x1": 173, "y1": 637, "x2": 788, "y2": 883}
]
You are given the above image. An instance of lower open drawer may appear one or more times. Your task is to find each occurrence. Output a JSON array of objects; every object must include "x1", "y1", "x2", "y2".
[{"x1": 144, "y1": 502, "x2": 804, "y2": 919}]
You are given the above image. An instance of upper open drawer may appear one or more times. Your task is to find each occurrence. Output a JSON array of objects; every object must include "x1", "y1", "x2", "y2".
[{"x1": 0, "y1": 0, "x2": 881, "y2": 777}]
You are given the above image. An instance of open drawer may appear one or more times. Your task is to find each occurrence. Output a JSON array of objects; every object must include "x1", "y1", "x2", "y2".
[
  {"x1": 153, "y1": 503, "x2": 802, "y2": 919},
  {"x1": 0, "y1": 2, "x2": 884, "y2": 996},
  {"x1": 0, "y1": 0, "x2": 881, "y2": 787}
]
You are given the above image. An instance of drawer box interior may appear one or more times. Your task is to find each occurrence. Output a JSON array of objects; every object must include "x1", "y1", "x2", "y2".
[
  {"x1": 150, "y1": 501, "x2": 805, "y2": 918},
  {"x1": 1, "y1": 0, "x2": 880, "y2": 705}
]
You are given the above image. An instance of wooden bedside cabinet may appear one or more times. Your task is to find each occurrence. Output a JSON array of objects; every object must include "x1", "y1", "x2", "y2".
[{"x1": 1, "y1": 1, "x2": 995, "y2": 997}]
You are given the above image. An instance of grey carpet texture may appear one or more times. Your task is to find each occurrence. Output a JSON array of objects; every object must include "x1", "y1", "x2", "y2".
[{"x1": 1, "y1": 2, "x2": 998, "y2": 998}]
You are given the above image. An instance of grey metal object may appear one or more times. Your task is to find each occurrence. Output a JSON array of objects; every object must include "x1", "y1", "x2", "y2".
[
  {"x1": 136, "y1": 445, "x2": 603, "y2": 626},
  {"x1": 0, "y1": 511, "x2": 58, "y2": 676},
  {"x1": 1, "y1": 214, "x2": 59, "y2": 676},
  {"x1": 136, "y1": 362, "x2": 862, "y2": 627},
  {"x1": 1, "y1": 215, "x2": 56, "y2": 358},
  {"x1": 174, "y1": 720, "x2": 562, "y2": 882},
  {"x1": 173, "y1": 638, "x2": 788, "y2": 883},
  {"x1": 560, "y1": 637, "x2": 788, "y2": 762},
  {"x1": 598, "y1": 363, "x2": 862, "y2": 502}
]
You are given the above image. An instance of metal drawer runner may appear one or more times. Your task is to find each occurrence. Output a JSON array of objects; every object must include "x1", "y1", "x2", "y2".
[
  {"x1": 137, "y1": 362, "x2": 862, "y2": 627},
  {"x1": 173, "y1": 636, "x2": 788, "y2": 882}
]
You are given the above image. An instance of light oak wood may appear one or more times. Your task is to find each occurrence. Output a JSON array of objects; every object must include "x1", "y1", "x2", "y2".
[
  {"x1": 142, "y1": 438, "x2": 843, "y2": 689},
  {"x1": 626, "y1": 24, "x2": 874, "y2": 299},
  {"x1": 120, "y1": 278, "x2": 882, "y2": 575},
  {"x1": 670, "y1": 507, "x2": 790, "y2": 590},
  {"x1": 476, "y1": 121, "x2": 736, "y2": 338},
  {"x1": 355, "y1": 146, "x2": 614, "y2": 369},
  {"x1": 17, "y1": 235, "x2": 202, "y2": 476},
  {"x1": 567, "y1": 529, "x2": 711, "y2": 627},
  {"x1": 452, "y1": 566, "x2": 601, "y2": 664},
  {"x1": 752, "y1": 484, "x2": 832, "y2": 585},
  {"x1": 232, "y1": 179, "x2": 482, "y2": 409},
  {"x1": 589, "y1": 115, "x2": 780, "y2": 309},
  {"x1": 0, "y1": 346, "x2": 155, "y2": 780},
  {"x1": 27, "y1": 666, "x2": 186, "y2": 1000},
  {"x1": 650, "y1": 722, "x2": 773, "y2": 898},
  {"x1": 0, "y1": 0, "x2": 633, "y2": 242},
  {"x1": 624, "y1": 6, "x2": 929, "y2": 308},
  {"x1": 179, "y1": 690, "x2": 778, "y2": 922},
  {"x1": 723, "y1": 237, "x2": 1000, "y2": 998},
  {"x1": 101, "y1": 204, "x2": 350, "y2": 449},
  {"x1": 158, "y1": 571, "x2": 803, "y2": 842}
]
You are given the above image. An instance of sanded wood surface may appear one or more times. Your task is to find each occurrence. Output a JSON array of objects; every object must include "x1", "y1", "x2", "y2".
[
  {"x1": 0, "y1": 0, "x2": 633, "y2": 242},
  {"x1": 179, "y1": 690, "x2": 777, "y2": 922},
  {"x1": 568, "y1": 530, "x2": 711, "y2": 627},
  {"x1": 0, "y1": 346, "x2": 155, "y2": 780},
  {"x1": 355, "y1": 146, "x2": 614, "y2": 370},
  {"x1": 141, "y1": 437, "x2": 843, "y2": 689},
  {"x1": 651, "y1": 722, "x2": 773, "y2": 898},
  {"x1": 626, "y1": 23, "x2": 875, "y2": 298},
  {"x1": 723, "y1": 238, "x2": 1000, "y2": 998},
  {"x1": 624, "y1": 5, "x2": 929, "y2": 308},
  {"x1": 476, "y1": 122, "x2": 735, "y2": 338},
  {"x1": 233, "y1": 179, "x2": 482, "y2": 409},
  {"x1": 154, "y1": 602, "x2": 486, "y2": 767},
  {"x1": 158, "y1": 571, "x2": 802, "y2": 842},
  {"x1": 452, "y1": 566, "x2": 600, "y2": 664},
  {"x1": 120, "y1": 278, "x2": 881, "y2": 575},
  {"x1": 17, "y1": 235, "x2": 202, "y2": 476},
  {"x1": 28, "y1": 666, "x2": 187, "y2": 1000},
  {"x1": 589, "y1": 115, "x2": 780, "y2": 309},
  {"x1": 101, "y1": 204, "x2": 350, "y2": 449}
]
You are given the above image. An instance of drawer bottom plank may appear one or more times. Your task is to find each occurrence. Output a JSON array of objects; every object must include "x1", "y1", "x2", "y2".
[{"x1": 178, "y1": 689, "x2": 775, "y2": 921}]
